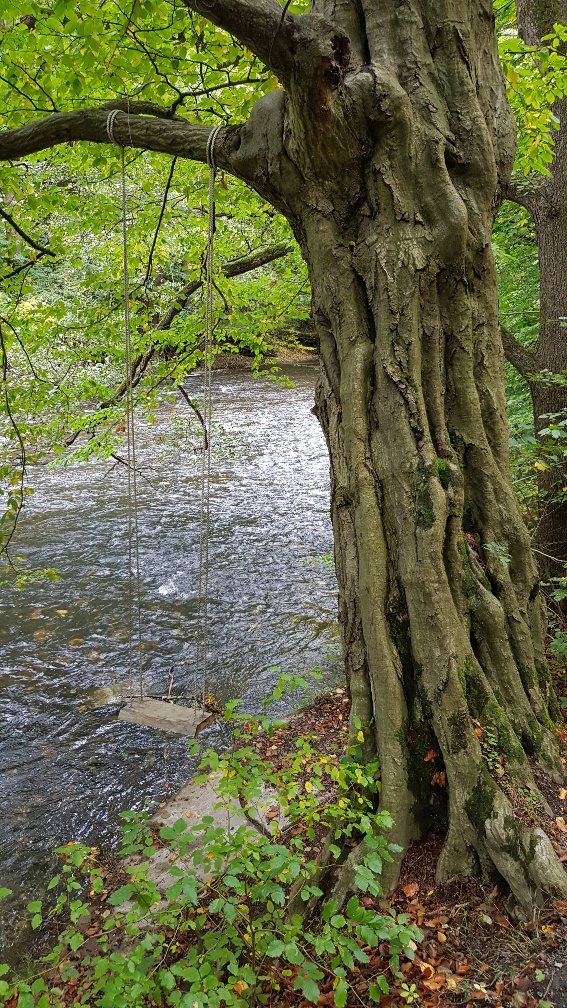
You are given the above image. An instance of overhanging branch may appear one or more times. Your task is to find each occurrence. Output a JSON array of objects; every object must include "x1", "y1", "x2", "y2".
[{"x1": 0, "y1": 106, "x2": 241, "y2": 174}]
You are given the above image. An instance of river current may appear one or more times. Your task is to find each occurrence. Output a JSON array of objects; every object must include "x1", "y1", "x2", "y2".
[{"x1": 0, "y1": 362, "x2": 340, "y2": 958}]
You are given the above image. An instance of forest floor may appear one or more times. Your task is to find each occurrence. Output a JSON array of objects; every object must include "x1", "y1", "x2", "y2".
[
  {"x1": 246, "y1": 687, "x2": 567, "y2": 1008},
  {"x1": 23, "y1": 675, "x2": 567, "y2": 1008}
]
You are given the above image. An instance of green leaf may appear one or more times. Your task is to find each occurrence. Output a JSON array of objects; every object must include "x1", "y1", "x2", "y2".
[
  {"x1": 284, "y1": 943, "x2": 304, "y2": 965},
  {"x1": 334, "y1": 977, "x2": 349, "y2": 1007},
  {"x1": 322, "y1": 897, "x2": 339, "y2": 922},
  {"x1": 69, "y1": 933, "x2": 83, "y2": 952},
  {"x1": 266, "y1": 939, "x2": 286, "y2": 958},
  {"x1": 364, "y1": 853, "x2": 383, "y2": 874},
  {"x1": 106, "y1": 884, "x2": 135, "y2": 905},
  {"x1": 369, "y1": 975, "x2": 389, "y2": 999},
  {"x1": 295, "y1": 976, "x2": 320, "y2": 1003}
]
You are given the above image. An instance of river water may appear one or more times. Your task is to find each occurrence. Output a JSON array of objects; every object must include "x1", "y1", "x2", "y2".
[{"x1": 0, "y1": 362, "x2": 340, "y2": 959}]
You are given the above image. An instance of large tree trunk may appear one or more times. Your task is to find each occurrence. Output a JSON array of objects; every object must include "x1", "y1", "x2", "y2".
[
  {"x1": 260, "y1": 1, "x2": 567, "y2": 915},
  {"x1": 2, "y1": 0, "x2": 567, "y2": 917},
  {"x1": 506, "y1": 0, "x2": 567, "y2": 584}
]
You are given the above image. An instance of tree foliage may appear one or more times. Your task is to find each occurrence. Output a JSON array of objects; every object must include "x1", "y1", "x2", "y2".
[{"x1": 0, "y1": 2, "x2": 313, "y2": 576}]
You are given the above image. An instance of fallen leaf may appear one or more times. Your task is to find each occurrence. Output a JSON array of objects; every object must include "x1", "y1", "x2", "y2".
[
  {"x1": 423, "y1": 979, "x2": 442, "y2": 991},
  {"x1": 559, "y1": 788, "x2": 567, "y2": 801},
  {"x1": 557, "y1": 817, "x2": 567, "y2": 833},
  {"x1": 233, "y1": 981, "x2": 248, "y2": 995},
  {"x1": 69, "y1": 638, "x2": 85, "y2": 646},
  {"x1": 437, "y1": 931, "x2": 447, "y2": 943},
  {"x1": 56, "y1": 609, "x2": 68, "y2": 615},
  {"x1": 514, "y1": 976, "x2": 532, "y2": 991},
  {"x1": 431, "y1": 771, "x2": 446, "y2": 787},
  {"x1": 403, "y1": 882, "x2": 419, "y2": 898},
  {"x1": 512, "y1": 994, "x2": 528, "y2": 1007},
  {"x1": 424, "y1": 750, "x2": 439, "y2": 762}
]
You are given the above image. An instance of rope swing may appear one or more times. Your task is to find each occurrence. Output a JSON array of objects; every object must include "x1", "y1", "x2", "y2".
[{"x1": 108, "y1": 110, "x2": 219, "y2": 737}]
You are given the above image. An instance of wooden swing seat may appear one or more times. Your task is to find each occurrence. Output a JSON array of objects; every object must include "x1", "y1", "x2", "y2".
[{"x1": 118, "y1": 698, "x2": 215, "y2": 736}]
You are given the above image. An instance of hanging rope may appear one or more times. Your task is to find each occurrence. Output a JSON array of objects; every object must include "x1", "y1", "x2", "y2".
[
  {"x1": 107, "y1": 110, "x2": 144, "y2": 701},
  {"x1": 194, "y1": 124, "x2": 223, "y2": 708}
]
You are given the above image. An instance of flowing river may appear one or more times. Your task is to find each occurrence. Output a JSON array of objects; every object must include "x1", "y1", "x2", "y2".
[{"x1": 0, "y1": 362, "x2": 340, "y2": 960}]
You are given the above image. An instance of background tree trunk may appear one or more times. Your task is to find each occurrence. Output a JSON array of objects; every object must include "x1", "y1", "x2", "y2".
[{"x1": 506, "y1": 0, "x2": 567, "y2": 585}]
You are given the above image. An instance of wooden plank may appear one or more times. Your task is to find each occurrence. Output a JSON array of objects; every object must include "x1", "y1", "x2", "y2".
[{"x1": 118, "y1": 699, "x2": 215, "y2": 736}]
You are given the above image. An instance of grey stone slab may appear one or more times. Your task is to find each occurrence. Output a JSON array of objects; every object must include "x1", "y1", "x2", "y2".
[{"x1": 118, "y1": 698, "x2": 215, "y2": 736}]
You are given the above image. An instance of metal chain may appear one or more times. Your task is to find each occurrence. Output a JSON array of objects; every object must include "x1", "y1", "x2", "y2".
[
  {"x1": 107, "y1": 111, "x2": 144, "y2": 701},
  {"x1": 195, "y1": 124, "x2": 223, "y2": 708}
]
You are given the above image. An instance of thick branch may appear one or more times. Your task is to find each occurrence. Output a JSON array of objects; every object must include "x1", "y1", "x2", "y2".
[
  {"x1": 503, "y1": 180, "x2": 541, "y2": 213},
  {"x1": 223, "y1": 242, "x2": 292, "y2": 277},
  {"x1": 181, "y1": 0, "x2": 296, "y2": 78},
  {"x1": 501, "y1": 325, "x2": 538, "y2": 379},
  {"x1": 0, "y1": 107, "x2": 241, "y2": 174}
]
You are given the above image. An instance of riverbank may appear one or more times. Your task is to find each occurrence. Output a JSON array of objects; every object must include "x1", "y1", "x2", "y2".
[
  {"x1": 10, "y1": 687, "x2": 566, "y2": 1008},
  {"x1": 212, "y1": 344, "x2": 318, "y2": 370}
]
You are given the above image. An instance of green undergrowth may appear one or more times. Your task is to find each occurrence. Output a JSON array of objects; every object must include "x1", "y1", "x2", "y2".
[{"x1": 0, "y1": 677, "x2": 422, "y2": 1008}]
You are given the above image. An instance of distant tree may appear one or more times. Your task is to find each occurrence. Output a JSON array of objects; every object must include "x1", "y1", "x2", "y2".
[{"x1": 500, "y1": 1, "x2": 567, "y2": 584}]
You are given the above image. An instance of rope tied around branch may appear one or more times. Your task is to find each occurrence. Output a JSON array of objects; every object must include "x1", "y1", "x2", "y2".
[
  {"x1": 106, "y1": 109, "x2": 144, "y2": 701},
  {"x1": 194, "y1": 123, "x2": 223, "y2": 707}
]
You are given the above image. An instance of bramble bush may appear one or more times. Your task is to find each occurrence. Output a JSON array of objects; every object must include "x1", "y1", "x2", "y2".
[{"x1": 0, "y1": 680, "x2": 422, "y2": 1007}]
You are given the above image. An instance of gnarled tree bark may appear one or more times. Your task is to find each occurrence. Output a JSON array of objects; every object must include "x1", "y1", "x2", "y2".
[{"x1": 2, "y1": 0, "x2": 566, "y2": 915}]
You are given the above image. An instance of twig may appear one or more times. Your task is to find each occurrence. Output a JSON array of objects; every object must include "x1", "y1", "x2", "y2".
[
  {"x1": 236, "y1": 791, "x2": 272, "y2": 839},
  {"x1": 177, "y1": 384, "x2": 208, "y2": 449},
  {"x1": 142, "y1": 156, "x2": 177, "y2": 288},
  {"x1": 0, "y1": 207, "x2": 56, "y2": 257}
]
